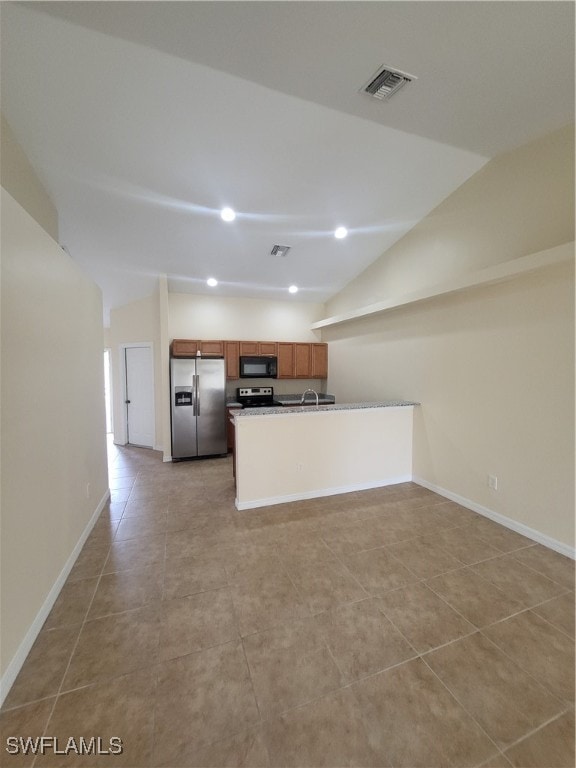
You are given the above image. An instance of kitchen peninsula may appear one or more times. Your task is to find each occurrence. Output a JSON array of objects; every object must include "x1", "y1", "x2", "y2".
[{"x1": 233, "y1": 401, "x2": 418, "y2": 510}]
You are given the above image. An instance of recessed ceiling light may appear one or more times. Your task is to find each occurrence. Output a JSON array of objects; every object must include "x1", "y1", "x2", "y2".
[
  {"x1": 207, "y1": 277, "x2": 218, "y2": 287},
  {"x1": 288, "y1": 285, "x2": 298, "y2": 294},
  {"x1": 334, "y1": 226, "x2": 348, "y2": 239},
  {"x1": 220, "y1": 207, "x2": 236, "y2": 222}
]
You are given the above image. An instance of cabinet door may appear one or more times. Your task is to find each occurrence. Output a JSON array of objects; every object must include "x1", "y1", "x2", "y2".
[
  {"x1": 277, "y1": 343, "x2": 295, "y2": 378},
  {"x1": 171, "y1": 339, "x2": 199, "y2": 357},
  {"x1": 311, "y1": 343, "x2": 328, "y2": 379},
  {"x1": 227, "y1": 407, "x2": 240, "y2": 452},
  {"x1": 294, "y1": 344, "x2": 312, "y2": 378},
  {"x1": 239, "y1": 341, "x2": 259, "y2": 356},
  {"x1": 224, "y1": 341, "x2": 240, "y2": 379},
  {"x1": 199, "y1": 340, "x2": 224, "y2": 356},
  {"x1": 258, "y1": 342, "x2": 278, "y2": 356}
]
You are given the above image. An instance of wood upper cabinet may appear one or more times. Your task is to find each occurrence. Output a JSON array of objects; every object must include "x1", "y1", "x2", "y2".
[
  {"x1": 239, "y1": 341, "x2": 278, "y2": 356},
  {"x1": 171, "y1": 339, "x2": 199, "y2": 357},
  {"x1": 239, "y1": 341, "x2": 259, "y2": 356},
  {"x1": 224, "y1": 341, "x2": 240, "y2": 379},
  {"x1": 172, "y1": 338, "x2": 328, "y2": 379},
  {"x1": 258, "y1": 342, "x2": 278, "y2": 356},
  {"x1": 199, "y1": 340, "x2": 224, "y2": 356},
  {"x1": 294, "y1": 343, "x2": 312, "y2": 378},
  {"x1": 311, "y1": 343, "x2": 328, "y2": 379},
  {"x1": 276, "y1": 342, "x2": 328, "y2": 379},
  {"x1": 277, "y1": 343, "x2": 295, "y2": 378},
  {"x1": 171, "y1": 339, "x2": 225, "y2": 357},
  {"x1": 226, "y1": 340, "x2": 279, "y2": 378}
]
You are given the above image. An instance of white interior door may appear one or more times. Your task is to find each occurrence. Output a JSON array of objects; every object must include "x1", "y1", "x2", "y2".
[{"x1": 125, "y1": 346, "x2": 154, "y2": 448}]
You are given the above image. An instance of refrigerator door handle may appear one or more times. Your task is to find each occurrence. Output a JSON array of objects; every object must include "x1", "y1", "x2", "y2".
[
  {"x1": 191, "y1": 374, "x2": 197, "y2": 416},
  {"x1": 195, "y1": 375, "x2": 200, "y2": 415}
]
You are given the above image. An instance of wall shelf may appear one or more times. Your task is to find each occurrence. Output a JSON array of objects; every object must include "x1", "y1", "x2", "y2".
[{"x1": 311, "y1": 242, "x2": 574, "y2": 330}]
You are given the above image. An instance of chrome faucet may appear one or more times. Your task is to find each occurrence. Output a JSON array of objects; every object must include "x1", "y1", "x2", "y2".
[{"x1": 300, "y1": 388, "x2": 319, "y2": 407}]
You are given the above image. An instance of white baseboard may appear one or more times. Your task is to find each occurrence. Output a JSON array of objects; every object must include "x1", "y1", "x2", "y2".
[
  {"x1": 413, "y1": 476, "x2": 575, "y2": 560},
  {"x1": 235, "y1": 475, "x2": 413, "y2": 511},
  {"x1": 0, "y1": 489, "x2": 111, "y2": 707}
]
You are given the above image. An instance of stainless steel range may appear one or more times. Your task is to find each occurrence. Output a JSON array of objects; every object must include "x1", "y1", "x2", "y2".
[{"x1": 236, "y1": 386, "x2": 282, "y2": 409}]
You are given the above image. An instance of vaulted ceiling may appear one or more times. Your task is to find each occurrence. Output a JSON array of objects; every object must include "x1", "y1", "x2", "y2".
[{"x1": 2, "y1": 2, "x2": 573, "y2": 322}]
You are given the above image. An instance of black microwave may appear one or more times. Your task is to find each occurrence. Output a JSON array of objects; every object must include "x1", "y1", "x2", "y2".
[{"x1": 239, "y1": 355, "x2": 277, "y2": 378}]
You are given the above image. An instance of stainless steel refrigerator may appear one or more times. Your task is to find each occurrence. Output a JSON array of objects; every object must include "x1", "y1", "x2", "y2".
[{"x1": 170, "y1": 357, "x2": 227, "y2": 459}]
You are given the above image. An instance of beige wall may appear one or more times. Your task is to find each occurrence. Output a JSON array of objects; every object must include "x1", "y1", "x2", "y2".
[
  {"x1": 324, "y1": 262, "x2": 574, "y2": 548},
  {"x1": 328, "y1": 124, "x2": 575, "y2": 317},
  {"x1": 0, "y1": 113, "x2": 59, "y2": 241},
  {"x1": 109, "y1": 292, "x2": 162, "y2": 449},
  {"x1": 1, "y1": 190, "x2": 108, "y2": 692},
  {"x1": 235, "y1": 406, "x2": 414, "y2": 509},
  {"x1": 169, "y1": 293, "x2": 325, "y2": 342},
  {"x1": 322, "y1": 127, "x2": 575, "y2": 552}
]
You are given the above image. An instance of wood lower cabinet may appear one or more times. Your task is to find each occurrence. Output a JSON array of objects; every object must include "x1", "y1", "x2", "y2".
[
  {"x1": 228, "y1": 408, "x2": 238, "y2": 484},
  {"x1": 227, "y1": 407, "x2": 240, "y2": 452}
]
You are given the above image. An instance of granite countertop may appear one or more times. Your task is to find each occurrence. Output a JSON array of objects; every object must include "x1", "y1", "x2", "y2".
[
  {"x1": 226, "y1": 392, "x2": 335, "y2": 408},
  {"x1": 233, "y1": 400, "x2": 418, "y2": 417},
  {"x1": 275, "y1": 393, "x2": 335, "y2": 406}
]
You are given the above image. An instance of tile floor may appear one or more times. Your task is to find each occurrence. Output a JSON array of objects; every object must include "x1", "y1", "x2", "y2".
[{"x1": 1, "y1": 442, "x2": 574, "y2": 767}]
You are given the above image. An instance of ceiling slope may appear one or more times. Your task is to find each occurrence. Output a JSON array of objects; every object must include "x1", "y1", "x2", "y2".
[{"x1": 1, "y1": 2, "x2": 573, "y2": 321}]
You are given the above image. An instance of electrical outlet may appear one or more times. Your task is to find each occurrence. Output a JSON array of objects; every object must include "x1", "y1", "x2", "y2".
[
  {"x1": 488, "y1": 475, "x2": 498, "y2": 491},
  {"x1": 296, "y1": 463, "x2": 304, "y2": 472}
]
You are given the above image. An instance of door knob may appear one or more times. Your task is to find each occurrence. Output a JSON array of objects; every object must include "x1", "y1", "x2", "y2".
[{"x1": 125, "y1": 399, "x2": 131, "y2": 404}]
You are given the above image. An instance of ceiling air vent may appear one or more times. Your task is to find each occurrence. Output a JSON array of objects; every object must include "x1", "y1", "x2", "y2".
[
  {"x1": 271, "y1": 244, "x2": 291, "y2": 257},
  {"x1": 362, "y1": 65, "x2": 417, "y2": 101}
]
